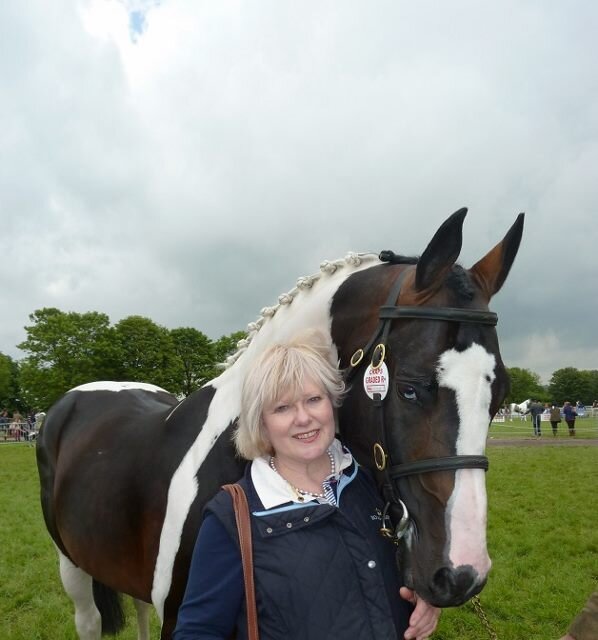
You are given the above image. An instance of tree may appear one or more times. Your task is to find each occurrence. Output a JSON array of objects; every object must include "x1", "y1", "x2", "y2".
[
  {"x1": 549, "y1": 367, "x2": 592, "y2": 405},
  {"x1": 202, "y1": 331, "x2": 247, "y2": 382},
  {"x1": 113, "y1": 316, "x2": 180, "y2": 392},
  {"x1": 170, "y1": 328, "x2": 215, "y2": 396},
  {"x1": 18, "y1": 308, "x2": 120, "y2": 408},
  {"x1": 0, "y1": 352, "x2": 19, "y2": 410},
  {"x1": 587, "y1": 370, "x2": 598, "y2": 405},
  {"x1": 505, "y1": 367, "x2": 545, "y2": 404}
]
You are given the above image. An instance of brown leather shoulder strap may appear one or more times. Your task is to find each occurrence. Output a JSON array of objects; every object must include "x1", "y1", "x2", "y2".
[{"x1": 222, "y1": 483, "x2": 259, "y2": 640}]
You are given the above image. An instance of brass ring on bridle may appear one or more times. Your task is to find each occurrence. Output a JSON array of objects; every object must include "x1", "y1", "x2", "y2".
[
  {"x1": 350, "y1": 349, "x2": 364, "y2": 367},
  {"x1": 371, "y1": 343, "x2": 386, "y2": 368},
  {"x1": 373, "y1": 442, "x2": 387, "y2": 471}
]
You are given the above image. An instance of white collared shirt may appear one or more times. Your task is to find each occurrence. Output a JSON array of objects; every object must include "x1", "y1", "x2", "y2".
[{"x1": 251, "y1": 438, "x2": 354, "y2": 510}]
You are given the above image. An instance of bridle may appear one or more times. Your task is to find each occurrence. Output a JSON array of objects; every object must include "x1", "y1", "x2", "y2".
[{"x1": 344, "y1": 253, "x2": 498, "y2": 543}]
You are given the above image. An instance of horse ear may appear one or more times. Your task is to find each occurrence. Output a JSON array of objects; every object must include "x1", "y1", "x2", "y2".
[
  {"x1": 415, "y1": 208, "x2": 467, "y2": 291},
  {"x1": 470, "y1": 213, "x2": 525, "y2": 299}
]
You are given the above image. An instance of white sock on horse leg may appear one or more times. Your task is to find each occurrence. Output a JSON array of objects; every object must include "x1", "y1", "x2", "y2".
[{"x1": 58, "y1": 549, "x2": 102, "y2": 640}]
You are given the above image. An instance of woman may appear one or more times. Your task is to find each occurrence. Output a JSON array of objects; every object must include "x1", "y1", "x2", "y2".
[
  {"x1": 174, "y1": 333, "x2": 440, "y2": 640},
  {"x1": 563, "y1": 401, "x2": 577, "y2": 437},
  {"x1": 549, "y1": 404, "x2": 562, "y2": 437}
]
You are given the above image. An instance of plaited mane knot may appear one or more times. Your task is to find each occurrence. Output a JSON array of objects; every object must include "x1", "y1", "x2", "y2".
[
  {"x1": 246, "y1": 320, "x2": 264, "y2": 332},
  {"x1": 319, "y1": 260, "x2": 338, "y2": 274},
  {"x1": 278, "y1": 293, "x2": 294, "y2": 305},
  {"x1": 296, "y1": 275, "x2": 318, "y2": 289},
  {"x1": 260, "y1": 306, "x2": 278, "y2": 317},
  {"x1": 344, "y1": 252, "x2": 362, "y2": 266}
]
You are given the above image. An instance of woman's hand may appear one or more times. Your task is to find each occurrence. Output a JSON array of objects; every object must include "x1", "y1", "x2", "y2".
[{"x1": 400, "y1": 587, "x2": 441, "y2": 640}]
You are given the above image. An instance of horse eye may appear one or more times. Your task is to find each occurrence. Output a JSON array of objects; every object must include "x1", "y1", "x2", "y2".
[{"x1": 398, "y1": 384, "x2": 417, "y2": 402}]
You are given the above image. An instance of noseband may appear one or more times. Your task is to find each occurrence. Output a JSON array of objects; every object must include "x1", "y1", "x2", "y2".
[{"x1": 345, "y1": 254, "x2": 497, "y2": 543}]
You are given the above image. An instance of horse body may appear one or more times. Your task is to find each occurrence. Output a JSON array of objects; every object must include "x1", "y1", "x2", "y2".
[
  {"x1": 509, "y1": 398, "x2": 531, "y2": 420},
  {"x1": 37, "y1": 209, "x2": 524, "y2": 638}
]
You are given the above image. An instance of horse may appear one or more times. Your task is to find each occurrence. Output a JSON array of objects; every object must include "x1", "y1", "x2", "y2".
[
  {"x1": 509, "y1": 399, "x2": 531, "y2": 421},
  {"x1": 37, "y1": 207, "x2": 524, "y2": 639}
]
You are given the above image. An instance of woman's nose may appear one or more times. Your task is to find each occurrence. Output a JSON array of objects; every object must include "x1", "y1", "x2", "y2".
[{"x1": 294, "y1": 403, "x2": 310, "y2": 424}]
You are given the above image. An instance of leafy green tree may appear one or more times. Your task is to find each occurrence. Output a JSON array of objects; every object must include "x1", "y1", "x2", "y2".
[
  {"x1": 0, "y1": 352, "x2": 19, "y2": 410},
  {"x1": 548, "y1": 367, "x2": 592, "y2": 405},
  {"x1": 587, "y1": 370, "x2": 598, "y2": 405},
  {"x1": 505, "y1": 367, "x2": 545, "y2": 404},
  {"x1": 18, "y1": 308, "x2": 120, "y2": 408},
  {"x1": 113, "y1": 316, "x2": 180, "y2": 392},
  {"x1": 170, "y1": 328, "x2": 215, "y2": 395},
  {"x1": 201, "y1": 331, "x2": 248, "y2": 382}
]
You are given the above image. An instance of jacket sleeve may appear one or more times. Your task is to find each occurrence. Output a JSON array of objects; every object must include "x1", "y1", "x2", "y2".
[{"x1": 173, "y1": 513, "x2": 244, "y2": 640}]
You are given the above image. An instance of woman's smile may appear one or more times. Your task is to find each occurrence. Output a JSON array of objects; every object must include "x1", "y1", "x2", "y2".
[{"x1": 262, "y1": 379, "x2": 335, "y2": 469}]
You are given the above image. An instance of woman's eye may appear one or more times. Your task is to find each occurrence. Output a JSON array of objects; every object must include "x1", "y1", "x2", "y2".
[
  {"x1": 398, "y1": 385, "x2": 418, "y2": 402},
  {"x1": 274, "y1": 404, "x2": 289, "y2": 413},
  {"x1": 308, "y1": 395, "x2": 322, "y2": 403}
]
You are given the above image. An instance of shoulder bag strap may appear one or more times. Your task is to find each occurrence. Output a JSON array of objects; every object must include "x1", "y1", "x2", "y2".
[{"x1": 222, "y1": 483, "x2": 259, "y2": 640}]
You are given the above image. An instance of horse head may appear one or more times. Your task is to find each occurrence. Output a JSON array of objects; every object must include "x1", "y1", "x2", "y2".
[{"x1": 330, "y1": 208, "x2": 524, "y2": 607}]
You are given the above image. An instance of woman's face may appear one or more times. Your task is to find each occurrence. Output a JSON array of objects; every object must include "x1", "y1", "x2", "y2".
[{"x1": 262, "y1": 378, "x2": 335, "y2": 468}]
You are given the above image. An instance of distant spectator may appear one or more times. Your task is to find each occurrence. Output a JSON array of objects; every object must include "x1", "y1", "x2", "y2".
[
  {"x1": 563, "y1": 402, "x2": 577, "y2": 437},
  {"x1": 0, "y1": 409, "x2": 9, "y2": 440},
  {"x1": 528, "y1": 399, "x2": 544, "y2": 437},
  {"x1": 549, "y1": 404, "x2": 562, "y2": 437},
  {"x1": 558, "y1": 590, "x2": 598, "y2": 639},
  {"x1": 10, "y1": 411, "x2": 24, "y2": 441}
]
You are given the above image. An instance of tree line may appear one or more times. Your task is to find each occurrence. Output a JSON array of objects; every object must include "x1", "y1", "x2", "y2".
[
  {"x1": 1, "y1": 307, "x2": 597, "y2": 413},
  {"x1": 0, "y1": 308, "x2": 246, "y2": 412}
]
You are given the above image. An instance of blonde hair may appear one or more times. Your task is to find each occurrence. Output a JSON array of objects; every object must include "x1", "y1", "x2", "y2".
[{"x1": 234, "y1": 330, "x2": 345, "y2": 460}]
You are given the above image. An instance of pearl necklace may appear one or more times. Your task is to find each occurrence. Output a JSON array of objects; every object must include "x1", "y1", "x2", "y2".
[{"x1": 269, "y1": 449, "x2": 336, "y2": 499}]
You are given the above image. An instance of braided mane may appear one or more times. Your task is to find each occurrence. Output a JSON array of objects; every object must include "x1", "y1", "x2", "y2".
[{"x1": 222, "y1": 252, "x2": 380, "y2": 368}]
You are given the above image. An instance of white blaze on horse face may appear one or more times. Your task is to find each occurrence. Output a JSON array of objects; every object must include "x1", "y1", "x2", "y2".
[{"x1": 436, "y1": 343, "x2": 494, "y2": 579}]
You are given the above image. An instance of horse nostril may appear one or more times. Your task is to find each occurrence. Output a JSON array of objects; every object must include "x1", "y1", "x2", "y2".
[{"x1": 432, "y1": 566, "x2": 480, "y2": 604}]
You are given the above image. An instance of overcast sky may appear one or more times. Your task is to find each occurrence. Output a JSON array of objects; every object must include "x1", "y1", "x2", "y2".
[{"x1": 1, "y1": 0, "x2": 597, "y2": 384}]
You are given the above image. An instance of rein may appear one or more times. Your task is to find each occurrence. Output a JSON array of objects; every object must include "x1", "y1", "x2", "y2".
[{"x1": 345, "y1": 256, "x2": 497, "y2": 544}]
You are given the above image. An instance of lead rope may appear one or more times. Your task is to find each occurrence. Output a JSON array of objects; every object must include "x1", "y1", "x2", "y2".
[{"x1": 470, "y1": 595, "x2": 498, "y2": 639}]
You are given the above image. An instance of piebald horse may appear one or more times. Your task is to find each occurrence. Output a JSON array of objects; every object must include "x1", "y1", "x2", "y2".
[
  {"x1": 509, "y1": 399, "x2": 531, "y2": 421},
  {"x1": 37, "y1": 208, "x2": 524, "y2": 639}
]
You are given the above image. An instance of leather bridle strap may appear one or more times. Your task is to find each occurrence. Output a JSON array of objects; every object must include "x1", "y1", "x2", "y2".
[
  {"x1": 344, "y1": 260, "x2": 495, "y2": 542},
  {"x1": 389, "y1": 455, "x2": 489, "y2": 479},
  {"x1": 379, "y1": 306, "x2": 497, "y2": 325}
]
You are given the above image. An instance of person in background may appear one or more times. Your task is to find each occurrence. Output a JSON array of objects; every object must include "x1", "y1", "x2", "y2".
[
  {"x1": 563, "y1": 401, "x2": 577, "y2": 437},
  {"x1": 528, "y1": 399, "x2": 544, "y2": 437},
  {"x1": 174, "y1": 331, "x2": 440, "y2": 640},
  {"x1": 549, "y1": 404, "x2": 562, "y2": 437},
  {"x1": 558, "y1": 591, "x2": 598, "y2": 640},
  {"x1": 0, "y1": 409, "x2": 9, "y2": 440},
  {"x1": 10, "y1": 410, "x2": 24, "y2": 441}
]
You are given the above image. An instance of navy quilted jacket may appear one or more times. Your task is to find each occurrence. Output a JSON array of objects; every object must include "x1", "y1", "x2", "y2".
[{"x1": 175, "y1": 461, "x2": 412, "y2": 640}]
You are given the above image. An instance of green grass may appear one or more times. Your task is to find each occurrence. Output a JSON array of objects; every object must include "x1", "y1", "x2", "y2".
[
  {"x1": 1, "y1": 443, "x2": 596, "y2": 639},
  {"x1": 489, "y1": 414, "x2": 598, "y2": 440}
]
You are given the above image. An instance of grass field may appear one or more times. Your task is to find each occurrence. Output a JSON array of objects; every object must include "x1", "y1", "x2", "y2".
[
  {"x1": 489, "y1": 414, "x2": 598, "y2": 440},
  {"x1": 1, "y1": 442, "x2": 596, "y2": 639}
]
